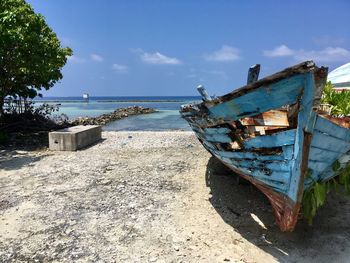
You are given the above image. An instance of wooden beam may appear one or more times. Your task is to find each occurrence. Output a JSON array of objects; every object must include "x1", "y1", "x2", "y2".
[
  {"x1": 247, "y1": 64, "x2": 260, "y2": 84},
  {"x1": 240, "y1": 110, "x2": 289, "y2": 126}
]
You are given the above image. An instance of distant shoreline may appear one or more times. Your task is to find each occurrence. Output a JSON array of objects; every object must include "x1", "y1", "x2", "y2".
[
  {"x1": 32, "y1": 96, "x2": 201, "y2": 104},
  {"x1": 33, "y1": 99, "x2": 186, "y2": 103}
]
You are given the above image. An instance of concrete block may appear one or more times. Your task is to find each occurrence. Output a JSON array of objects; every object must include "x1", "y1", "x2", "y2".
[{"x1": 49, "y1": 125, "x2": 102, "y2": 151}]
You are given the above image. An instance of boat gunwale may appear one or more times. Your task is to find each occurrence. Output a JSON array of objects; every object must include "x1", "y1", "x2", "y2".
[
  {"x1": 206, "y1": 61, "x2": 318, "y2": 107},
  {"x1": 180, "y1": 61, "x2": 328, "y2": 112}
]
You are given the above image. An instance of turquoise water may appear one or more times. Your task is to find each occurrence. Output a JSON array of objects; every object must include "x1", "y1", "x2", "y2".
[
  {"x1": 104, "y1": 110, "x2": 190, "y2": 131},
  {"x1": 34, "y1": 96, "x2": 200, "y2": 131}
]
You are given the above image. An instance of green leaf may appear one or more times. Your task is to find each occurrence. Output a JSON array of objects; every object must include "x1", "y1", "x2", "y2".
[{"x1": 314, "y1": 182, "x2": 327, "y2": 207}]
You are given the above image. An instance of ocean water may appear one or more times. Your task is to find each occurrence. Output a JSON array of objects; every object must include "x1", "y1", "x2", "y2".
[{"x1": 34, "y1": 96, "x2": 200, "y2": 131}]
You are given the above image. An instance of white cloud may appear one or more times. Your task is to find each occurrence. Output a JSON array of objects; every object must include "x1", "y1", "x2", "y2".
[
  {"x1": 263, "y1": 45, "x2": 295, "y2": 57},
  {"x1": 264, "y1": 45, "x2": 350, "y2": 63},
  {"x1": 295, "y1": 47, "x2": 350, "y2": 62},
  {"x1": 204, "y1": 45, "x2": 241, "y2": 62},
  {"x1": 112, "y1": 64, "x2": 128, "y2": 74},
  {"x1": 91, "y1": 54, "x2": 104, "y2": 62},
  {"x1": 141, "y1": 52, "x2": 181, "y2": 65},
  {"x1": 67, "y1": 55, "x2": 86, "y2": 63}
]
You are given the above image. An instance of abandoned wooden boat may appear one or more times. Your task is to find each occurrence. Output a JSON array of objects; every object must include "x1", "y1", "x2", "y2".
[{"x1": 180, "y1": 61, "x2": 350, "y2": 231}]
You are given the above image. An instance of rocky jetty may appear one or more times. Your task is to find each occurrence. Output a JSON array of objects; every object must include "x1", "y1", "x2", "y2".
[{"x1": 69, "y1": 106, "x2": 156, "y2": 126}]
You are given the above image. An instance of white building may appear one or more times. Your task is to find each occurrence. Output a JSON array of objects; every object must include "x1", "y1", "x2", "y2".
[{"x1": 327, "y1": 62, "x2": 350, "y2": 91}]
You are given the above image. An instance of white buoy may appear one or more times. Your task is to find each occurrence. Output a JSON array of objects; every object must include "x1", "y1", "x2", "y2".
[{"x1": 82, "y1": 93, "x2": 89, "y2": 102}]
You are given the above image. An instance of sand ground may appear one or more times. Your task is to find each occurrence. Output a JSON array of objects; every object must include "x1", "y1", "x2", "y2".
[{"x1": 1, "y1": 131, "x2": 350, "y2": 263}]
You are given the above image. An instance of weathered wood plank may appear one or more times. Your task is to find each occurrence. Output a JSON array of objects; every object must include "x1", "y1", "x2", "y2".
[
  {"x1": 247, "y1": 64, "x2": 260, "y2": 84},
  {"x1": 309, "y1": 146, "x2": 341, "y2": 162},
  {"x1": 203, "y1": 141, "x2": 217, "y2": 151},
  {"x1": 204, "y1": 127, "x2": 231, "y2": 135},
  {"x1": 283, "y1": 145, "x2": 294, "y2": 160},
  {"x1": 305, "y1": 152, "x2": 350, "y2": 189},
  {"x1": 212, "y1": 149, "x2": 292, "y2": 161},
  {"x1": 243, "y1": 129, "x2": 296, "y2": 149},
  {"x1": 181, "y1": 111, "x2": 195, "y2": 117},
  {"x1": 208, "y1": 75, "x2": 305, "y2": 120},
  {"x1": 205, "y1": 61, "x2": 315, "y2": 106},
  {"x1": 304, "y1": 174, "x2": 319, "y2": 189},
  {"x1": 322, "y1": 116, "x2": 350, "y2": 129},
  {"x1": 197, "y1": 85, "x2": 212, "y2": 101},
  {"x1": 311, "y1": 131, "x2": 350, "y2": 153},
  {"x1": 228, "y1": 158, "x2": 291, "y2": 173},
  {"x1": 193, "y1": 127, "x2": 234, "y2": 143},
  {"x1": 190, "y1": 125, "x2": 203, "y2": 133},
  {"x1": 240, "y1": 110, "x2": 289, "y2": 126},
  {"x1": 246, "y1": 126, "x2": 266, "y2": 135},
  {"x1": 215, "y1": 154, "x2": 289, "y2": 193},
  {"x1": 205, "y1": 133, "x2": 232, "y2": 143},
  {"x1": 318, "y1": 168, "x2": 335, "y2": 182},
  {"x1": 314, "y1": 115, "x2": 350, "y2": 142},
  {"x1": 308, "y1": 160, "x2": 331, "y2": 173}
]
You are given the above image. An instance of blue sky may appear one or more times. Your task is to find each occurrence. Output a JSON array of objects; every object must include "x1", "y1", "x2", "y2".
[{"x1": 28, "y1": 0, "x2": 350, "y2": 97}]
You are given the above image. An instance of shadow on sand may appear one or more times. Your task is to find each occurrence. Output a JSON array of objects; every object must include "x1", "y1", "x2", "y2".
[
  {"x1": 0, "y1": 136, "x2": 105, "y2": 171},
  {"x1": 0, "y1": 149, "x2": 47, "y2": 171},
  {"x1": 206, "y1": 156, "x2": 350, "y2": 262}
]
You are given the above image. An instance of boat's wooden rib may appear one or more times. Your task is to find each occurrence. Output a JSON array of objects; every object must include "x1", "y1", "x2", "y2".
[{"x1": 180, "y1": 61, "x2": 350, "y2": 231}]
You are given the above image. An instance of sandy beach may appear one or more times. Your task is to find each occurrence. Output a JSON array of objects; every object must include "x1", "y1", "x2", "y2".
[{"x1": 1, "y1": 131, "x2": 350, "y2": 262}]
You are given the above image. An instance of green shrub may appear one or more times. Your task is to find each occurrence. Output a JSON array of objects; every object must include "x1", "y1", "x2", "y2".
[{"x1": 321, "y1": 81, "x2": 350, "y2": 116}]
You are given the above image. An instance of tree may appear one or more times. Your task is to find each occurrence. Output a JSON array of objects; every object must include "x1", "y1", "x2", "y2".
[{"x1": 0, "y1": 0, "x2": 72, "y2": 116}]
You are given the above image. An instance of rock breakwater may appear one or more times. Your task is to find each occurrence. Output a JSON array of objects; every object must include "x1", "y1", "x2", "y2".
[{"x1": 69, "y1": 106, "x2": 156, "y2": 126}]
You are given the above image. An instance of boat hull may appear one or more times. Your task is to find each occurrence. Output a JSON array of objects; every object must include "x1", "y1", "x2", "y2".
[{"x1": 180, "y1": 61, "x2": 350, "y2": 231}]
